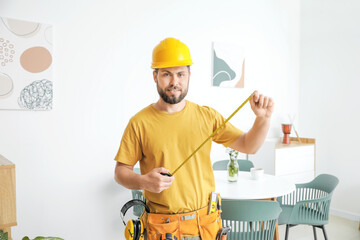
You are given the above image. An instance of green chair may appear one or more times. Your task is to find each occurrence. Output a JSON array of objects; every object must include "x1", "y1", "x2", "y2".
[
  {"x1": 131, "y1": 168, "x2": 146, "y2": 217},
  {"x1": 213, "y1": 159, "x2": 254, "y2": 171},
  {"x1": 221, "y1": 200, "x2": 282, "y2": 240},
  {"x1": 277, "y1": 174, "x2": 339, "y2": 240},
  {"x1": 133, "y1": 167, "x2": 141, "y2": 174}
]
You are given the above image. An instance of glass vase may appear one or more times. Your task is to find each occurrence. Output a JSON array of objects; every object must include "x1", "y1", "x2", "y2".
[{"x1": 227, "y1": 159, "x2": 239, "y2": 182}]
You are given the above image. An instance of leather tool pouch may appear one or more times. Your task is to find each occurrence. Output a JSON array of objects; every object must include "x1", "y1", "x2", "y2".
[{"x1": 146, "y1": 207, "x2": 222, "y2": 240}]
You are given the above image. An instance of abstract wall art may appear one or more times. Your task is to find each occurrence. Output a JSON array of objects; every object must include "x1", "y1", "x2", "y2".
[
  {"x1": 212, "y1": 42, "x2": 245, "y2": 88},
  {"x1": 0, "y1": 17, "x2": 53, "y2": 110}
]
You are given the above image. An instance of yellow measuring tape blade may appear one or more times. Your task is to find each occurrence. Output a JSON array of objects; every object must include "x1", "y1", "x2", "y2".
[{"x1": 170, "y1": 93, "x2": 254, "y2": 176}]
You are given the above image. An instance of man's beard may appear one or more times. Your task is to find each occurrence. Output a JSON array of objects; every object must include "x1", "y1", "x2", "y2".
[{"x1": 157, "y1": 84, "x2": 188, "y2": 104}]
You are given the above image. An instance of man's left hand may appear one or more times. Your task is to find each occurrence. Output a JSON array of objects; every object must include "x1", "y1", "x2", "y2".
[{"x1": 250, "y1": 90, "x2": 274, "y2": 118}]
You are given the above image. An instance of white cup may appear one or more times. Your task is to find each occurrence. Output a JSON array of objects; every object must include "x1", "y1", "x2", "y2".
[{"x1": 250, "y1": 168, "x2": 264, "y2": 180}]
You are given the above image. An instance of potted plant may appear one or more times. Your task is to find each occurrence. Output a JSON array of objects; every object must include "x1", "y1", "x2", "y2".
[
  {"x1": 0, "y1": 230, "x2": 8, "y2": 240},
  {"x1": 22, "y1": 237, "x2": 64, "y2": 240},
  {"x1": 0, "y1": 230, "x2": 63, "y2": 240},
  {"x1": 226, "y1": 148, "x2": 239, "y2": 182}
]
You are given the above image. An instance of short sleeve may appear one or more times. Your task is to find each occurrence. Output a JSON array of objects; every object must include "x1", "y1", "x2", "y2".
[{"x1": 114, "y1": 120, "x2": 143, "y2": 165}]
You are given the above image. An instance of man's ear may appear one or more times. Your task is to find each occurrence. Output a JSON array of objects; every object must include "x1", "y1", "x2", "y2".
[{"x1": 153, "y1": 71, "x2": 157, "y2": 83}]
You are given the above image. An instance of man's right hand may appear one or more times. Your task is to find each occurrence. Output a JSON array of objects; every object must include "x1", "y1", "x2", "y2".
[{"x1": 141, "y1": 167, "x2": 175, "y2": 193}]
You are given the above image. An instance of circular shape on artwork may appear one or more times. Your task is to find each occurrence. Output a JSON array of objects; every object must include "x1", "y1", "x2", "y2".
[
  {"x1": 0, "y1": 38, "x2": 15, "y2": 67},
  {"x1": 2, "y1": 18, "x2": 40, "y2": 37},
  {"x1": 18, "y1": 79, "x2": 52, "y2": 110},
  {"x1": 44, "y1": 26, "x2": 53, "y2": 45},
  {"x1": 20, "y1": 47, "x2": 52, "y2": 73},
  {"x1": 0, "y1": 72, "x2": 14, "y2": 97}
]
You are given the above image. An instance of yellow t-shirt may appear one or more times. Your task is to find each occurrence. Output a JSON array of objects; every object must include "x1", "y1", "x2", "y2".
[{"x1": 115, "y1": 101, "x2": 242, "y2": 213}]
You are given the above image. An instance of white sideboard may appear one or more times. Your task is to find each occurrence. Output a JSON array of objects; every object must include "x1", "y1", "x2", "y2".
[{"x1": 248, "y1": 137, "x2": 316, "y2": 184}]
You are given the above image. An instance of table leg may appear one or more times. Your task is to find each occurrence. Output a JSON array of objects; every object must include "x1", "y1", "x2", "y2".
[
  {"x1": 274, "y1": 220, "x2": 279, "y2": 240},
  {"x1": 271, "y1": 198, "x2": 279, "y2": 240}
]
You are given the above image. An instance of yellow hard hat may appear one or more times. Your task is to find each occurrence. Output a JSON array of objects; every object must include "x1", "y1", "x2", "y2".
[{"x1": 151, "y1": 38, "x2": 193, "y2": 69}]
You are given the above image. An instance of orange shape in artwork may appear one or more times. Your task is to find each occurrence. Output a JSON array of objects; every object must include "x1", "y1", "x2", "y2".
[{"x1": 20, "y1": 47, "x2": 52, "y2": 73}]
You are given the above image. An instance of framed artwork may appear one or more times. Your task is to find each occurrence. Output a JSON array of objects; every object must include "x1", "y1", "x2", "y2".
[
  {"x1": 212, "y1": 42, "x2": 245, "y2": 88},
  {"x1": 0, "y1": 17, "x2": 53, "y2": 110}
]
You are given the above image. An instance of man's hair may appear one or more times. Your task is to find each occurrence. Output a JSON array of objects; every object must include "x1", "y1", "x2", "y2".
[{"x1": 154, "y1": 66, "x2": 191, "y2": 74}]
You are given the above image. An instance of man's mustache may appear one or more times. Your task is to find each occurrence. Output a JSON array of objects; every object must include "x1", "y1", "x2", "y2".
[{"x1": 167, "y1": 86, "x2": 182, "y2": 91}]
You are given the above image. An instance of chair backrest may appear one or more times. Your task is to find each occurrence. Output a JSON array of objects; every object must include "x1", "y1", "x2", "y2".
[
  {"x1": 279, "y1": 174, "x2": 339, "y2": 205},
  {"x1": 131, "y1": 190, "x2": 146, "y2": 217},
  {"x1": 213, "y1": 159, "x2": 254, "y2": 171},
  {"x1": 300, "y1": 174, "x2": 339, "y2": 194},
  {"x1": 221, "y1": 200, "x2": 282, "y2": 240},
  {"x1": 278, "y1": 174, "x2": 339, "y2": 225},
  {"x1": 131, "y1": 168, "x2": 145, "y2": 216}
]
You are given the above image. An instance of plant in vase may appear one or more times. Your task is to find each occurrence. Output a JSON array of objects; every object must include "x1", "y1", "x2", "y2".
[
  {"x1": 226, "y1": 148, "x2": 239, "y2": 182},
  {"x1": 0, "y1": 230, "x2": 8, "y2": 240}
]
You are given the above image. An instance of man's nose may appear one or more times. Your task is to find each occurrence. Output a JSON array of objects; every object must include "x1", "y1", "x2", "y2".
[{"x1": 170, "y1": 75, "x2": 180, "y2": 85}]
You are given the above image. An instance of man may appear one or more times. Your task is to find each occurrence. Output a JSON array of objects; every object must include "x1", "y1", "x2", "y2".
[{"x1": 115, "y1": 38, "x2": 274, "y2": 240}]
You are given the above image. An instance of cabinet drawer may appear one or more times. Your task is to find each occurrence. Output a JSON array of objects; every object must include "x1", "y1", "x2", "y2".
[
  {"x1": 275, "y1": 145, "x2": 314, "y2": 175},
  {"x1": 276, "y1": 171, "x2": 315, "y2": 184}
]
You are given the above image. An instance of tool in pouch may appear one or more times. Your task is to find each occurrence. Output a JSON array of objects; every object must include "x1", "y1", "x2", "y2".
[
  {"x1": 161, "y1": 93, "x2": 254, "y2": 177},
  {"x1": 209, "y1": 192, "x2": 231, "y2": 240},
  {"x1": 208, "y1": 192, "x2": 218, "y2": 214},
  {"x1": 217, "y1": 226, "x2": 231, "y2": 240},
  {"x1": 160, "y1": 233, "x2": 178, "y2": 240}
]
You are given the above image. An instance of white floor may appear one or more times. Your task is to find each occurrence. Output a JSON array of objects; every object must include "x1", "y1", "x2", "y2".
[{"x1": 278, "y1": 215, "x2": 360, "y2": 240}]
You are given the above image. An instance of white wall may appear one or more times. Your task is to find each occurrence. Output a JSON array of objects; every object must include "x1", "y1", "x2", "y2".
[
  {"x1": 0, "y1": 0, "x2": 300, "y2": 239},
  {"x1": 300, "y1": 0, "x2": 360, "y2": 221}
]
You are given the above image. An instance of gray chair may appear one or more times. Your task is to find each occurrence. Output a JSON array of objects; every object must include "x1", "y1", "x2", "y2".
[
  {"x1": 131, "y1": 168, "x2": 146, "y2": 217},
  {"x1": 277, "y1": 174, "x2": 339, "y2": 240},
  {"x1": 221, "y1": 200, "x2": 282, "y2": 240},
  {"x1": 212, "y1": 159, "x2": 254, "y2": 172},
  {"x1": 133, "y1": 167, "x2": 141, "y2": 174}
]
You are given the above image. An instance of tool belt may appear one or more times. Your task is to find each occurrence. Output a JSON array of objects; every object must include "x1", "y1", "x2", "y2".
[
  {"x1": 143, "y1": 206, "x2": 222, "y2": 240},
  {"x1": 141, "y1": 193, "x2": 223, "y2": 240}
]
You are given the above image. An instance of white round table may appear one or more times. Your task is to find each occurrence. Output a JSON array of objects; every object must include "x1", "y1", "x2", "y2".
[
  {"x1": 214, "y1": 171, "x2": 295, "y2": 200},
  {"x1": 214, "y1": 171, "x2": 295, "y2": 240}
]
